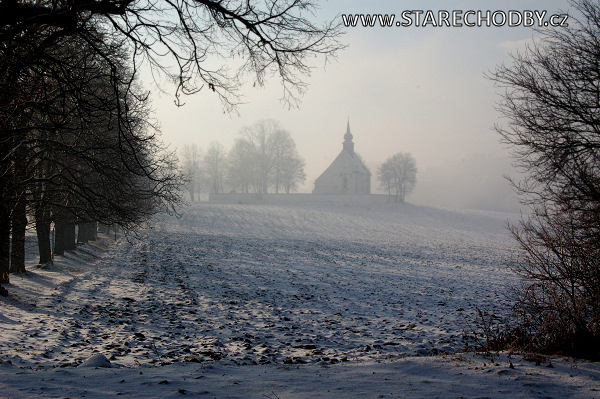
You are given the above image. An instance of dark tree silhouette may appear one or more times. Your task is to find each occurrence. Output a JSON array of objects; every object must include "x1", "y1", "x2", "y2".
[
  {"x1": 490, "y1": 0, "x2": 600, "y2": 359},
  {"x1": 2, "y1": 33, "x2": 181, "y2": 273},
  {"x1": 0, "y1": 0, "x2": 343, "y2": 284},
  {"x1": 0, "y1": 0, "x2": 344, "y2": 107}
]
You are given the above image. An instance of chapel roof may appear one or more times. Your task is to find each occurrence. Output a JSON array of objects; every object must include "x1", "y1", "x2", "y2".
[
  {"x1": 344, "y1": 119, "x2": 353, "y2": 142},
  {"x1": 314, "y1": 121, "x2": 371, "y2": 185}
]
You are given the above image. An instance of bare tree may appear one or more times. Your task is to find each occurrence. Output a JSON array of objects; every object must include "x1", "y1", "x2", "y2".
[
  {"x1": 204, "y1": 141, "x2": 227, "y2": 194},
  {"x1": 377, "y1": 161, "x2": 395, "y2": 200},
  {"x1": 270, "y1": 129, "x2": 305, "y2": 193},
  {"x1": 377, "y1": 153, "x2": 417, "y2": 203},
  {"x1": 281, "y1": 154, "x2": 306, "y2": 194},
  {"x1": 233, "y1": 119, "x2": 304, "y2": 194},
  {"x1": 228, "y1": 138, "x2": 254, "y2": 193},
  {"x1": 181, "y1": 144, "x2": 202, "y2": 201},
  {"x1": 240, "y1": 120, "x2": 278, "y2": 194},
  {"x1": 490, "y1": 0, "x2": 600, "y2": 358},
  {"x1": 0, "y1": 0, "x2": 344, "y2": 108}
]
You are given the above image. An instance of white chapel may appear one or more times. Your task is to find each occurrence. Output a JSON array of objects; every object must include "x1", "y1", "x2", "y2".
[{"x1": 313, "y1": 121, "x2": 371, "y2": 195}]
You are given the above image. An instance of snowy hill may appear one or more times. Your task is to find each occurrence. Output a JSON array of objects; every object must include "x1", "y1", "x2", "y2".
[{"x1": 1, "y1": 201, "x2": 598, "y2": 398}]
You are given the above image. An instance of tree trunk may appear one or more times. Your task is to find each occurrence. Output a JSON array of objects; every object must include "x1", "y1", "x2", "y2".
[
  {"x1": 55, "y1": 218, "x2": 77, "y2": 255},
  {"x1": 189, "y1": 182, "x2": 195, "y2": 202},
  {"x1": 78, "y1": 222, "x2": 88, "y2": 244},
  {"x1": 65, "y1": 221, "x2": 76, "y2": 249},
  {"x1": 262, "y1": 180, "x2": 268, "y2": 195},
  {"x1": 78, "y1": 222, "x2": 96, "y2": 244},
  {"x1": 54, "y1": 220, "x2": 65, "y2": 256},
  {"x1": 10, "y1": 137, "x2": 29, "y2": 274},
  {"x1": 89, "y1": 221, "x2": 97, "y2": 241},
  {"x1": 54, "y1": 219, "x2": 67, "y2": 255},
  {"x1": 0, "y1": 202, "x2": 10, "y2": 283},
  {"x1": 35, "y1": 209, "x2": 52, "y2": 265},
  {"x1": 400, "y1": 181, "x2": 406, "y2": 203},
  {"x1": 9, "y1": 196, "x2": 27, "y2": 274},
  {"x1": 98, "y1": 223, "x2": 108, "y2": 234}
]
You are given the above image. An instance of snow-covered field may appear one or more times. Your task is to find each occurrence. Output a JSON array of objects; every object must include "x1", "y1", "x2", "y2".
[{"x1": 1, "y1": 200, "x2": 599, "y2": 398}]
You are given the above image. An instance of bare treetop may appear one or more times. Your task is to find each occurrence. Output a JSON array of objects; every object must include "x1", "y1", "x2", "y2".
[{"x1": 1, "y1": 0, "x2": 345, "y2": 108}]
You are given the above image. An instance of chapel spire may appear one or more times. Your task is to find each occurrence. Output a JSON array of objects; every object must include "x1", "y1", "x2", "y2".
[{"x1": 343, "y1": 118, "x2": 355, "y2": 153}]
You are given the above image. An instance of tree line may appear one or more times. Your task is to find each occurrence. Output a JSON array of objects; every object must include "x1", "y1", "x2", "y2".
[
  {"x1": 180, "y1": 120, "x2": 306, "y2": 199},
  {"x1": 0, "y1": 1, "x2": 343, "y2": 291},
  {"x1": 1, "y1": 27, "x2": 183, "y2": 286}
]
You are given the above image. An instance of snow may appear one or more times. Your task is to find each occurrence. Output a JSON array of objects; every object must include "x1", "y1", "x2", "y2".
[
  {"x1": 79, "y1": 353, "x2": 113, "y2": 368},
  {"x1": 1, "y1": 200, "x2": 599, "y2": 398}
]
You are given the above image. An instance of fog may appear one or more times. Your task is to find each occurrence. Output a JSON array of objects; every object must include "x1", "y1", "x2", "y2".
[{"x1": 152, "y1": 0, "x2": 571, "y2": 212}]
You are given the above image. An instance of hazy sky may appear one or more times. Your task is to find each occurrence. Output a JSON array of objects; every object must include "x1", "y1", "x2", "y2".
[{"x1": 151, "y1": 0, "x2": 572, "y2": 211}]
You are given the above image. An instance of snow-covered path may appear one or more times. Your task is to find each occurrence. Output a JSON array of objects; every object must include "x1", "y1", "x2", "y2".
[{"x1": 1, "y1": 201, "x2": 599, "y2": 398}]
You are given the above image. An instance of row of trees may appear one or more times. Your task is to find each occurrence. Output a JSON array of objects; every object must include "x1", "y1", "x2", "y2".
[
  {"x1": 180, "y1": 120, "x2": 306, "y2": 199},
  {"x1": 0, "y1": 1, "x2": 343, "y2": 287},
  {"x1": 1, "y1": 30, "x2": 184, "y2": 282},
  {"x1": 0, "y1": 28, "x2": 183, "y2": 285}
]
